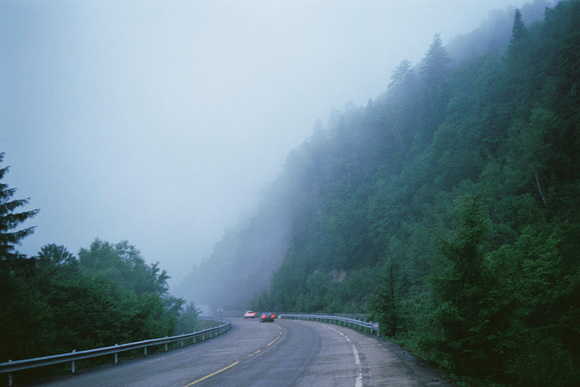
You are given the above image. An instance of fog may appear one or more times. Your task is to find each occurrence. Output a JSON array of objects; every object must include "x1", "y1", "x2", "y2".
[{"x1": 0, "y1": 0, "x2": 530, "y2": 288}]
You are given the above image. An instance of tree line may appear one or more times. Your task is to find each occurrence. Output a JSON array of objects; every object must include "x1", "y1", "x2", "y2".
[{"x1": 0, "y1": 153, "x2": 199, "y2": 382}]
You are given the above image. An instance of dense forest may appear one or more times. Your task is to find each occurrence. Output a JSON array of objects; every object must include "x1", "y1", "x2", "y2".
[
  {"x1": 182, "y1": 0, "x2": 579, "y2": 385},
  {"x1": 0, "y1": 153, "x2": 200, "y2": 382}
]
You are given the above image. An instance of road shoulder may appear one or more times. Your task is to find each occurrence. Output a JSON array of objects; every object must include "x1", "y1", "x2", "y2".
[{"x1": 317, "y1": 322, "x2": 454, "y2": 386}]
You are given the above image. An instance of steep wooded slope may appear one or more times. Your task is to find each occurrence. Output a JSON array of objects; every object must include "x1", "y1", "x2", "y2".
[{"x1": 180, "y1": 1, "x2": 579, "y2": 384}]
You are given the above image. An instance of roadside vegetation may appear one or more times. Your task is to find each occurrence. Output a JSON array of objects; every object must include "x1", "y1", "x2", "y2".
[{"x1": 0, "y1": 156, "x2": 199, "y2": 382}]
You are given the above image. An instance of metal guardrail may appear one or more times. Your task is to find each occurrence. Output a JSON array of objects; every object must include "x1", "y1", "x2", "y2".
[
  {"x1": 279, "y1": 313, "x2": 380, "y2": 337},
  {"x1": 0, "y1": 318, "x2": 231, "y2": 386}
]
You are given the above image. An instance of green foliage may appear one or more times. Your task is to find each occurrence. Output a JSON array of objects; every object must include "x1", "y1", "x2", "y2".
[
  {"x1": 78, "y1": 239, "x2": 170, "y2": 295},
  {"x1": 0, "y1": 272, "x2": 53, "y2": 362},
  {"x1": 369, "y1": 262, "x2": 401, "y2": 337},
  {"x1": 430, "y1": 195, "x2": 504, "y2": 378},
  {"x1": 0, "y1": 238, "x2": 186, "y2": 366},
  {"x1": 296, "y1": 270, "x2": 334, "y2": 312},
  {"x1": 174, "y1": 303, "x2": 201, "y2": 334},
  {"x1": 75, "y1": 239, "x2": 183, "y2": 341}
]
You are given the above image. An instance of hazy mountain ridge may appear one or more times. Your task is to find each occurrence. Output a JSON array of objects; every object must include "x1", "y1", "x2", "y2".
[
  {"x1": 177, "y1": 0, "x2": 556, "y2": 310},
  {"x1": 175, "y1": 176, "x2": 298, "y2": 308}
]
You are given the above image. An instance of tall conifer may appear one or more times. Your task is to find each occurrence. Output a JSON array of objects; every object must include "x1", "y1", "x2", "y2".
[
  {"x1": 0, "y1": 153, "x2": 39, "y2": 264},
  {"x1": 511, "y1": 9, "x2": 529, "y2": 43}
]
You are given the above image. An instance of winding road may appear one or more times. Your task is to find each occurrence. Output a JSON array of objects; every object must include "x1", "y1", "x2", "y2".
[{"x1": 36, "y1": 318, "x2": 452, "y2": 386}]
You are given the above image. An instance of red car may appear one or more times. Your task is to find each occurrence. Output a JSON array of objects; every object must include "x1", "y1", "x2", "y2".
[
  {"x1": 244, "y1": 310, "x2": 256, "y2": 319},
  {"x1": 260, "y1": 312, "x2": 276, "y2": 322}
]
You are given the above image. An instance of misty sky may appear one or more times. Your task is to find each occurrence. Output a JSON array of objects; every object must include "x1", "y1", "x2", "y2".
[{"x1": 1, "y1": 0, "x2": 530, "y2": 288}]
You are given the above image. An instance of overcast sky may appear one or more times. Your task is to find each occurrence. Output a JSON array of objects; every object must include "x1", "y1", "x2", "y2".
[{"x1": 1, "y1": 0, "x2": 531, "y2": 289}]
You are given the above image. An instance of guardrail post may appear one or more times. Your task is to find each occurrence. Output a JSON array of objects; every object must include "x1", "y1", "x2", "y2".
[
  {"x1": 144, "y1": 345, "x2": 148, "y2": 356},
  {"x1": 7, "y1": 360, "x2": 12, "y2": 387},
  {"x1": 71, "y1": 350, "x2": 76, "y2": 374},
  {"x1": 114, "y1": 344, "x2": 119, "y2": 364}
]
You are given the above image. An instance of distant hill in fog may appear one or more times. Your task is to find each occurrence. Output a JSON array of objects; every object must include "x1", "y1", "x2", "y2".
[{"x1": 175, "y1": 0, "x2": 556, "y2": 311}]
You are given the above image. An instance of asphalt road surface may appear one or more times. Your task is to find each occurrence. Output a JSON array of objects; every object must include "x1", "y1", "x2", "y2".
[{"x1": 34, "y1": 318, "x2": 452, "y2": 386}]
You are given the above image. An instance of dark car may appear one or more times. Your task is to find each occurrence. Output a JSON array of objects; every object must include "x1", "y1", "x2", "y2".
[{"x1": 260, "y1": 312, "x2": 276, "y2": 322}]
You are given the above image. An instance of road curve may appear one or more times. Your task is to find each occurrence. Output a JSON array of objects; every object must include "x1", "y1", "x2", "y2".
[{"x1": 34, "y1": 318, "x2": 452, "y2": 386}]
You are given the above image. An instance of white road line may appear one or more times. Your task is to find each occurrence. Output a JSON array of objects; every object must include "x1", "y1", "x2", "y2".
[
  {"x1": 328, "y1": 326, "x2": 363, "y2": 387},
  {"x1": 351, "y1": 343, "x2": 363, "y2": 387},
  {"x1": 352, "y1": 343, "x2": 361, "y2": 366}
]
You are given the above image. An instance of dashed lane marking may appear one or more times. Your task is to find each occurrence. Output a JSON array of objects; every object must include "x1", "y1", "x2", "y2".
[
  {"x1": 183, "y1": 324, "x2": 282, "y2": 386},
  {"x1": 184, "y1": 361, "x2": 240, "y2": 386},
  {"x1": 327, "y1": 326, "x2": 363, "y2": 387}
]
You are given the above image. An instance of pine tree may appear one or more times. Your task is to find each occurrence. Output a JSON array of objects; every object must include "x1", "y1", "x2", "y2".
[
  {"x1": 0, "y1": 153, "x2": 39, "y2": 265},
  {"x1": 0, "y1": 153, "x2": 46, "y2": 365},
  {"x1": 432, "y1": 194, "x2": 492, "y2": 377},
  {"x1": 510, "y1": 9, "x2": 529, "y2": 44},
  {"x1": 388, "y1": 59, "x2": 415, "y2": 91},
  {"x1": 419, "y1": 34, "x2": 453, "y2": 140},
  {"x1": 421, "y1": 34, "x2": 453, "y2": 89}
]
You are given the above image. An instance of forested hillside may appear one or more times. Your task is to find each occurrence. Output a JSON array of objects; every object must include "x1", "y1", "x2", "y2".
[{"x1": 183, "y1": 0, "x2": 579, "y2": 385}]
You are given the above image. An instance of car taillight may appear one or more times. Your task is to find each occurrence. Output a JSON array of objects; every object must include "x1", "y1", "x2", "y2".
[{"x1": 271, "y1": 314, "x2": 276, "y2": 318}]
